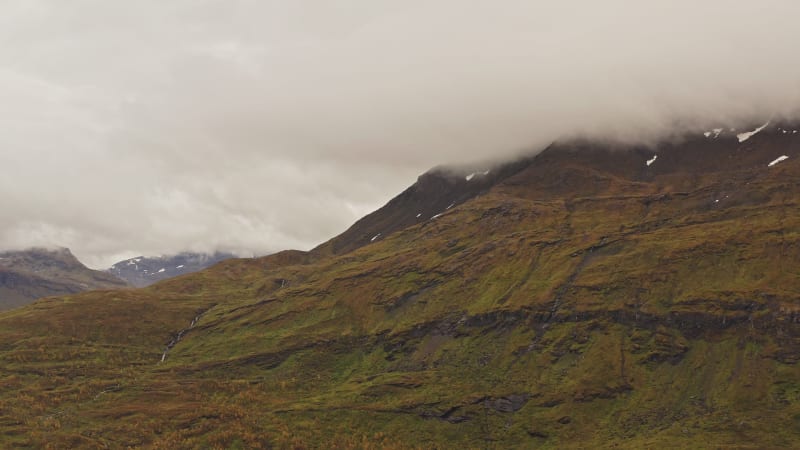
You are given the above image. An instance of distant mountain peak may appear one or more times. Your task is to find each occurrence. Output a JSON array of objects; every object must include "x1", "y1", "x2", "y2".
[
  {"x1": 0, "y1": 247, "x2": 127, "y2": 310},
  {"x1": 108, "y1": 251, "x2": 235, "y2": 287},
  {"x1": 0, "y1": 247, "x2": 85, "y2": 272}
]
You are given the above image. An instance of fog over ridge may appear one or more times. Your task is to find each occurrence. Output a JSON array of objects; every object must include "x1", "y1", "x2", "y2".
[{"x1": 1, "y1": 0, "x2": 799, "y2": 268}]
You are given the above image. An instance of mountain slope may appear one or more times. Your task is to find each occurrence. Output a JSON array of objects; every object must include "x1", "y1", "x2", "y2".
[
  {"x1": 108, "y1": 252, "x2": 235, "y2": 287},
  {"x1": 0, "y1": 248, "x2": 128, "y2": 310},
  {"x1": 311, "y1": 156, "x2": 535, "y2": 257},
  {"x1": 0, "y1": 124, "x2": 799, "y2": 448}
]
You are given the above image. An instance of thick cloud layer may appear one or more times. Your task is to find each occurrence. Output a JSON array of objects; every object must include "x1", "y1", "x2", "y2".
[{"x1": 1, "y1": 1, "x2": 799, "y2": 267}]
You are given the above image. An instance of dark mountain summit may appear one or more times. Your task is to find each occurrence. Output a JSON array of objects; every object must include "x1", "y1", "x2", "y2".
[
  {"x1": 108, "y1": 252, "x2": 235, "y2": 287},
  {"x1": 316, "y1": 121, "x2": 799, "y2": 257},
  {"x1": 0, "y1": 247, "x2": 128, "y2": 310},
  {"x1": 312, "y1": 156, "x2": 536, "y2": 257},
  {"x1": 0, "y1": 123, "x2": 798, "y2": 448}
]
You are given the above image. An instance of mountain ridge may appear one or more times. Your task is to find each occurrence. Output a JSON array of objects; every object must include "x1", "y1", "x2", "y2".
[
  {"x1": 108, "y1": 251, "x2": 236, "y2": 287},
  {"x1": 0, "y1": 125, "x2": 798, "y2": 447},
  {"x1": 0, "y1": 247, "x2": 128, "y2": 310}
]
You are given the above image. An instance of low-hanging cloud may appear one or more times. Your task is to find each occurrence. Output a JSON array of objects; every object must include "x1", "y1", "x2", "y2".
[{"x1": 1, "y1": 0, "x2": 799, "y2": 267}]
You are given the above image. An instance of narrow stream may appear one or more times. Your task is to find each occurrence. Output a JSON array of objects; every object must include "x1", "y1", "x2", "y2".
[{"x1": 159, "y1": 311, "x2": 205, "y2": 363}]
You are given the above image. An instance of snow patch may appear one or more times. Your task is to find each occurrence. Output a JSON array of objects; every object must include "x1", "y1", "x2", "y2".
[
  {"x1": 432, "y1": 213, "x2": 443, "y2": 219},
  {"x1": 370, "y1": 233, "x2": 381, "y2": 242},
  {"x1": 703, "y1": 131, "x2": 711, "y2": 138},
  {"x1": 482, "y1": 170, "x2": 490, "y2": 175},
  {"x1": 416, "y1": 213, "x2": 421, "y2": 218},
  {"x1": 646, "y1": 155, "x2": 657, "y2": 166},
  {"x1": 176, "y1": 265, "x2": 184, "y2": 269},
  {"x1": 737, "y1": 121, "x2": 770, "y2": 143},
  {"x1": 158, "y1": 268, "x2": 166, "y2": 273},
  {"x1": 712, "y1": 128, "x2": 723, "y2": 138},
  {"x1": 465, "y1": 173, "x2": 475, "y2": 181},
  {"x1": 768, "y1": 155, "x2": 789, "y2": 167},
  {"x1": 446, "y1": 203, "x2": 455, "y2": 210}
]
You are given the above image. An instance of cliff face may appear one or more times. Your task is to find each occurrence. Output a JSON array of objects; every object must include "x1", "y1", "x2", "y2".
[{"x1": 0, "y1": 124, "x2": 799, "y2": 448}]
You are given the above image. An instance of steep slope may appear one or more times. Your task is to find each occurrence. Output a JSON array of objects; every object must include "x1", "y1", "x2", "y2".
[
  {"x1": 0, "y1": 248, "x2": 128, "y2": 310},
  {"x1": 108, "y1": 252, "x2": 235, "y2": 287},
  {"x1": 312, "y1": 157, "x2": 535, "y2": 256},
  {"x1": 0, "y1": 125, "x2": 799, "y2": 448}
]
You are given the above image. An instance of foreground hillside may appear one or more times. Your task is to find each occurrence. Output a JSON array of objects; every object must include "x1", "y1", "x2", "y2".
[
  {"x1": 0, "y1": 125, "x2": 799, "y2": 448},
  {"x1": 0, "y1": 248, "x2": 128, "y2": 310}
]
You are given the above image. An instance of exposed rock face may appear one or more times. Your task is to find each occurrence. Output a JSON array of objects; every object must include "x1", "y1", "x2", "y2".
[
  {"x1": 0, "y1": 247, "x2": 128, "y2": 310},
  {"x1": 108, "y1": 252, "x2": 235, "y2": 287}
]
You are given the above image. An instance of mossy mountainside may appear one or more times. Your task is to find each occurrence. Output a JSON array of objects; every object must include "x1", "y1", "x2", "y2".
[{"x1": 1, "y1": 126, "x2": 800, "y2": 448}]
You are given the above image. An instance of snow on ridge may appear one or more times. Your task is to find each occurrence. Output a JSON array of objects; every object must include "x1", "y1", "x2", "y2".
[
  {"x1": 646, "y1": 155, "x2": 657, "y2": 166},
  {"x1": 768, "y1": 155, "x2": 789, "y2": 167},
  {"x1": 465, "y1": 170, "x2": 489, "y2": 180},
  {"x1": 737, "y1": 121, "x2": 770, "y2": 143}
]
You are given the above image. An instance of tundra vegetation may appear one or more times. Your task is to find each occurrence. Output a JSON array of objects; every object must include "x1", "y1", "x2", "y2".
[{"x1": 0, "y1": 130, "x2": 799, "y2": 448}]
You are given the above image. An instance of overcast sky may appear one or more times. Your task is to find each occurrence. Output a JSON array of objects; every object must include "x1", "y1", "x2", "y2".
[{"x1": 2, "y1": 1, "x2": 800, "y2": 268}]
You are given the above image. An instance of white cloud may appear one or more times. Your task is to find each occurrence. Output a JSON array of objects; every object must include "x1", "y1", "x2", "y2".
[{"x1": 1, "y1": 0, "x2": 799, "y2": 267}]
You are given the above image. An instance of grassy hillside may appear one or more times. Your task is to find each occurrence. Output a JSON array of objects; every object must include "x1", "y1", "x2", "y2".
[{"x1": 0, "y1": 131, "x2": 799, "y2": 448}]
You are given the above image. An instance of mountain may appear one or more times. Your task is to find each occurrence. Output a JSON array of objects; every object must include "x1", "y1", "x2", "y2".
[
  {"x1": 311, "y1": 157, "x2": 536, "y2": 257},
  {"x1": 0, "y1": 247, "x2": 128, "y2": 310},
  {"x1": 108, "y1": 252, "x2": 236, "y2": 287},
  {"x1": 0, "y1": 122, "x2": 799, "y2": 448}
]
